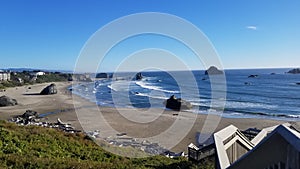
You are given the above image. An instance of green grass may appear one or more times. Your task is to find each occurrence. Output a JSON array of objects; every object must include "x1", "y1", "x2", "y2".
[{"x1": 0, "y1": 120, "x2": 213, "y2": 169}]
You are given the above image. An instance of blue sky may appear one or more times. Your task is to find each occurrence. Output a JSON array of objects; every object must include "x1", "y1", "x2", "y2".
[{"x1": 0, "y1": 0, "x2": 299, "y2": 71}]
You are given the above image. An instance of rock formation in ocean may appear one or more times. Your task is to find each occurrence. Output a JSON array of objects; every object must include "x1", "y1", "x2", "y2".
[
  {"x1": 164, "y1": 95, "x2": 192, "y2": 111},
  {"x1": 287, "y1": 68, "x2": 300, "y2": 74},
  {"x1": 135, "y1": 72, "x2": 143, "y2": 80},
  {"x1": 96, "y1": 73, "x2": 109, "y2": 78},
  {"x1": 204, "y1": 66, "x2": 223, "y2": 75},
  {"x1": 248, "y1": 75, "x2": 258, "y2": 78},
  {"x1": 0, "y1": 95, "x2": 18, "y2": 107},
  {"x1": 40, "y1": 83, "x2": 57, "y2": 95}
]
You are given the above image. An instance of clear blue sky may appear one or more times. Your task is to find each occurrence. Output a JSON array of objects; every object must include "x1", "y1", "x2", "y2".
[{"x1": 0, "y1": 0, "x2": 299, "y2": 71}]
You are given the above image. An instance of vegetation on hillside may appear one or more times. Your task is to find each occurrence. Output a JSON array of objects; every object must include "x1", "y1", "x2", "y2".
[
  {"x1": 0, "y1": 72, "x2": 72, "y2": 89},
  {"x1": 0, "y1": 121, "x2": 213, "y2": 169}
]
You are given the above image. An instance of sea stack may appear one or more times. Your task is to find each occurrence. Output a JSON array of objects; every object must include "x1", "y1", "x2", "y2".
[
  {"x1": 287, "y1": 68, "x2": 300, "y2": 74},
  {"x1": 164, "y1": 95, "x2": 192, "y2": 111},
  {"x1": 135, "y1": 72, "x2": 143, "y2": 80},
  {"x1": 205, "y1": 66, "x2": 223, "y2": 75},
  {"x1": 96, "y1": 73, "x2": 109, "y2": 78},
  {"x1": 248, "y1": 75, "x2": 258, "y2": 78}
]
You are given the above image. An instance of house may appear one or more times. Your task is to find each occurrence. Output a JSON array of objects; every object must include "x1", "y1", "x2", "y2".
[
  {"x1": 228, "y1": 124, "x2": 300, "y2": 169},
  {"x1": 188, "y1": 123, "x2": 300, "y2": 169},
  {"x1": 30, "y1": 71, "x2": 45, "y2": 77},
  {"x1": 0, "y1": 70, "x2": 11, "y2": 81},
  {"x1": 36, "y1": 71, "x2": 45, "y2": 76},
  {"x1": 214, "y1": 125, "x2": 254, "y2": 169}
]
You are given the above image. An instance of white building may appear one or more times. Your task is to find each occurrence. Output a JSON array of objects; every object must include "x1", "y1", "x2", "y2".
[
  {"x1": 30, "y1": 71, "x2": 45, "y2": 77},
  {"x1": 0, "y1": 70, "x2": 11, "y2": 81}
]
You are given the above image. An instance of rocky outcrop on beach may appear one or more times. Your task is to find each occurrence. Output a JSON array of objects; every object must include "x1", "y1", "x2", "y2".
[
  {"x1": 164, "y1": 95, "x2": 192, "y2": 111},
  {"x1": 96, "y1": 73, "x2": 109, "y2": 79},
  {"x1": 10, "y1": 110, "x2": 39, "y2": 125},
  {"x1": 10, "y1": 110, "x2": 79, "y2": 133},
  {"x1": 205, "y1": 66, "x2": 223, "y2": 75},
  {"x1": 21, "y1": 110, "x2": 38, "y2": 119},
  {"x1": 40, "y1": 83, "x2": 57, "y2": 95},
  {"x1": 287, "y1": 68, "x2": 300, "y2": 74},
  {"x1": 104, "y1": 135, "x2": 168, "y2": 155},
  {"x1": 0, "y1": 95, "x2": 18, "y2": 107},
  {"x1": 135, "y1": 72, "x2": 143, "y2": 80}
]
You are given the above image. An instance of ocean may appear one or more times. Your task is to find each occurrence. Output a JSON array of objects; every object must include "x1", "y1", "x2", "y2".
[{"x1": 72, "y1": 68, "x2": 300, "y2": 120}]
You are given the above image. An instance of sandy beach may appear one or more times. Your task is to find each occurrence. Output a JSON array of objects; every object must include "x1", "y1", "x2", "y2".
[{"x1": 0, "y1": 82, "x2": 299, "y2": 153}]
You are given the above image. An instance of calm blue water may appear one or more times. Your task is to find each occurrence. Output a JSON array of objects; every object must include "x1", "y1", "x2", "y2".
[{"x1": 72, "y1": 68, "x2": 300, "y2": 120}]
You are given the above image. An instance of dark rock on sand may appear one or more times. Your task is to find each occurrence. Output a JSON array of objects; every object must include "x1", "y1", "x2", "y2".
[
  {"x1": 0, "y1": 95, "x2": 18, "y2": 107},
  {"x1": 205, "y1": 66, "x2": 223, "y2": 75},
  {"x1": 248, "y1": 75, "x2": 258, "y2": 78},
  {"x1": 96, "y1": 73, "x2": 109, "y2": 78},
  {"x1": 40, "y1": 83, "x2": 57, "y2": 95},
  {"x1": 287, "y1": 68, "x2": 300, "y2": 74},
  {"x1": 21, "y1": 110, "x2": 39, "y2": 120},
  {"x1": 164, "y1": 95, "x2": 192, "y2": 111},
  {"x1": 135, "y1": 72, "x2": 143, "y2": 80},
  {"x1": 11, "y1": 110, "x2": 39, "y2": 125}
]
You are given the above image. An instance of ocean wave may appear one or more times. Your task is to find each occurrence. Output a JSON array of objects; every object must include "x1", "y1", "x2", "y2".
[
  {"x1": 225, "y1": 100, "x2": 278, "y2": 109},
  {"x1": 135, "y1": 81, "x2": 180, "y2": 94},
  {"x1": 135, "y1": 92, "x2": 169, "y2": 100},
  {"x1": 94, "y1": 80, "x2": 111, "y2": 88},
  {"x1": 188, "y1": 99, "x2": 278, "y2": 110},
  {"x1": 224, "y1": 108, "x2": 300, "y2": 119},
  {"x1": 188, "y1": 108, "x2": 300, "y2": 120},
  {"x1": 107, "y1": 81, "x2": 132, "y2": 92}
]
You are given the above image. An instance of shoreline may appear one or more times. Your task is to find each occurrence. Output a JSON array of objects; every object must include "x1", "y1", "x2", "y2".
[
  {"x1": 0, "y1": 82, "x2": 299, "y2": 153},
  {"x1": 72, "y1": 82, "x2": 300, "y2": 122}
]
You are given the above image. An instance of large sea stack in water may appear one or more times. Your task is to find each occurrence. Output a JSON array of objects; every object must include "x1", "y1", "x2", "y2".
[
  {"x1": 204, "y1": 66, "x2": 223, "y2": 75},
  {"x1": 287, "y1": 68, "x2": 300, "y2": 74},
  {"x1": 135, "y1": 72, "x2": 143, "y2": 80},
  {"x1": 95, "y1": 73, "x2": 109, "y2": 78},
  {"x1": 164, "y1": 95, "x2": 192, "y2": 111}
]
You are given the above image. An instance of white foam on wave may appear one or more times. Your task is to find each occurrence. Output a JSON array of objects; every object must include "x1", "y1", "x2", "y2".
[
  {"x1": 225, "y1": 101, "x2": 278, "y2": 109},
  {"x1": 285, "y1": 114, "x2": 300, "y2": 118},
  {"x1": 188, "y1": 99, "x2": 279, "y2": 111},
  {"x1": 95, "y1": 81, "x2": 111, "y2": 88},
  {"x1": 190, "y1": 102, "x2": 208, "y2": 107},
  {"x1": 135, "y1": 92, "x2": 169, "y2": 100},
  {"x1": 107, "y1": 84, "x2": 115, "y2": 91},
  {"x1": 135, "y1": 81, "x2": 180, "y2": 94},
  {"x1": 107, "y1": 81, "x2": 131, "y2": 92}
]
